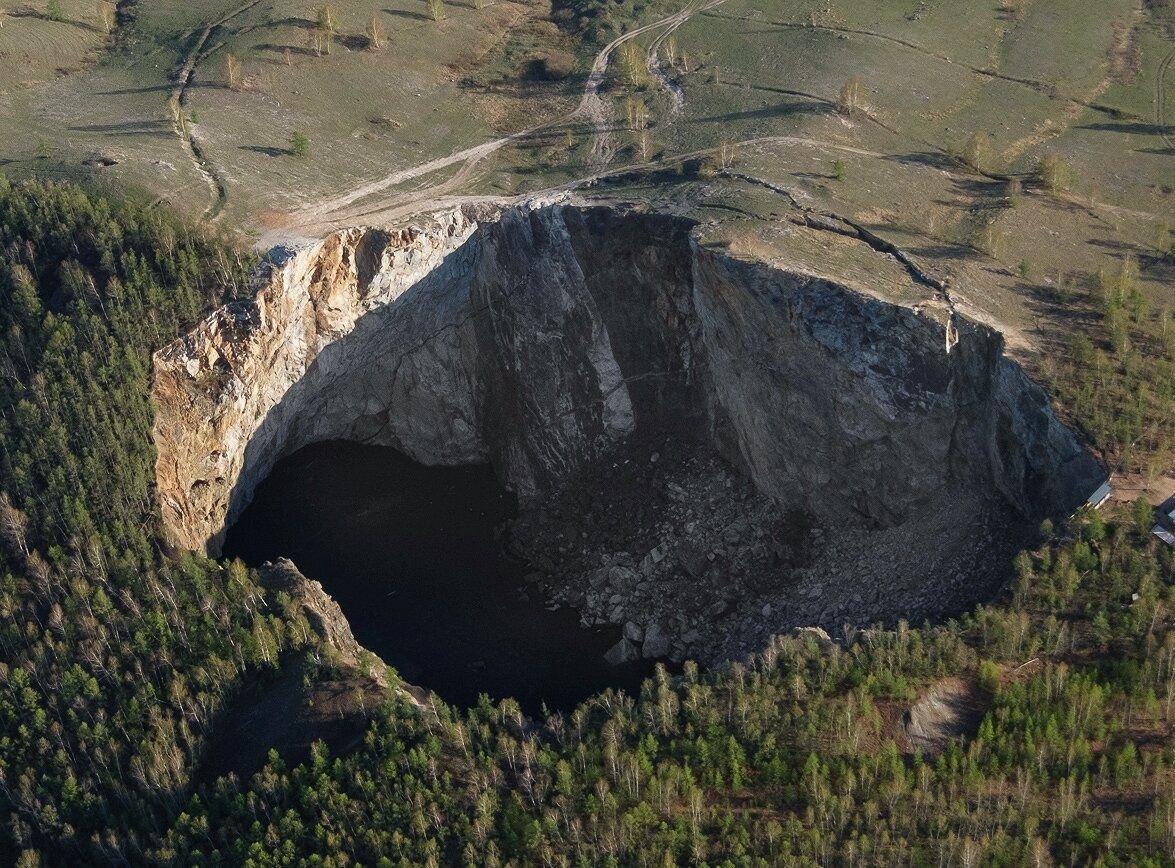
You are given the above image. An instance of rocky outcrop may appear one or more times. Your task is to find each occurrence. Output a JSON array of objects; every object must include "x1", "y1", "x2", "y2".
[
  {"x1": 257, "y1": 558, "x2": 371, "y2": 670},
  {"x1": 153, "y1": 206, "x2": 491, "y2": 553},
  {"x1": 152, "y1": 202, "x2": 1104, "y2": 557}
]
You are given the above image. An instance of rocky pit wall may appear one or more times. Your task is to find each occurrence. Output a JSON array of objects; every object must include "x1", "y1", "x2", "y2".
[{"x1": 151, "y1": 202, "x2": 1105, "y2": 660}]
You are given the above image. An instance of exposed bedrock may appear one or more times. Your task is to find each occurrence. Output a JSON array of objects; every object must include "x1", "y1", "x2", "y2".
[{"x1": 152, "y1": 202, "x2": 1104, "y2": 564}]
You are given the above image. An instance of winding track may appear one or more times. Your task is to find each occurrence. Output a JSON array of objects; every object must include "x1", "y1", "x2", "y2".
[
  {"x1": 573, "y1": 0, "x2": 726, "y2": 167},
  {"x1": 274, "y1": 0, "x2": 1167, "y2": 241},
  {"x1": 286, "y1": 0, "x2": 726, "y2": 233}
]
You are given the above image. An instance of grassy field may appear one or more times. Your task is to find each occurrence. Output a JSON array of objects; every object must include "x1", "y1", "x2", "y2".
[
  {"x1": 0, "y1": 0, "x2": 111, "y2": 90},
  {"x1": 0, "y1": 0, "x2": 582, "y2": 224}
]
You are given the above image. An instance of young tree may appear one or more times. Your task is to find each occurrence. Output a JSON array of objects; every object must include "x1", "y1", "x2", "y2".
[
  {"x1": 46, "y1": 0, "x2": 64, "y2": 22},
  {"x1": 428, "y1": 0, "x2": 444, "y2": 22},
  {"x1": 617, "y1": 42, "x2": 649, "y2": 89},
  {"x1": 0, "y1": 492, "x2": 30, "y2": 561},
  {"x1": 838, "y1": 76, "x2": 864, "y2": 116},
  {"x1": 664, "y1": 36, "x2": 679, "y2": 68},
  {"x1": 289, "y1": 130, "x2": 310, "y2": 157},
  {"x1": 366, "y1": 14, "x2": 385, "y2": 50},
  {"x1": 719, "y1": 139, "x2": 737, "y2": 169},
  {"x1": 977, "y1": 221, "x2": 1006, "y2": 258},
  {"x1": 1005, "y1": 176, "x2": 1022, "y2": 207},
  {"x1": 625, "y1": 96, "x2": 648, "y2": 132},
  {"x1": 96, "y1": 2, "x2": 114, "y2": 33},
  {"x1": 1153, "y1": 220, "x2": 1170, "y2": 256},
  {"x1": 224, "y1": 53, "x2": 242, "y2": 90},
  {"x1": 1036, "y1": 153, "x2": 1071, "y2": 193},
  {"x1": 963, "y1": 131, "x2": 993, "y2": 173},
  {"x1": 309, "y1": 27, "x2": 330, "y2": 56},
  {"x1": 316, "y1": 4, "x2": 338, "y2": 35}
]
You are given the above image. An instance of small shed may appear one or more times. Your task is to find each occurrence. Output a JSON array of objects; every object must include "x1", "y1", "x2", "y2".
[
  {"x1": 1152, "y1": 524, "x2": 1175, "y2": 548},
  {"x1": 1084, "y1": 481, "x2": 1112, "y2": 510}
]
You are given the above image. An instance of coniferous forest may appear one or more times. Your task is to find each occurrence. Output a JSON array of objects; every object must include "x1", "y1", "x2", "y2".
[{"x1": 0, "y1": 177, "x2": 1172, "y2": 866}]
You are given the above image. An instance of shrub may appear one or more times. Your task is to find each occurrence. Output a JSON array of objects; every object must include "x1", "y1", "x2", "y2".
[{"x1": 537, "y1": 50, "x2": 576, "y2": 80}]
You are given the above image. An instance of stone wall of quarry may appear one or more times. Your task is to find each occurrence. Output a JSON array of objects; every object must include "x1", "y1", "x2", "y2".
[{"x1": 151, "y1": 201, "x2": 1104, "y2": 655}]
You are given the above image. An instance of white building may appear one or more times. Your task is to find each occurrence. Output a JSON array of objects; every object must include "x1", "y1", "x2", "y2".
[{"x1": 1085, "y1": 481, "x2": 1112, "y2": 510}]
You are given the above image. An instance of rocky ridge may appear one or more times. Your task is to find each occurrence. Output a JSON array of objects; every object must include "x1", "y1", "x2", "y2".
[{"x1": 257, "y1": 557, "x2": 379, "y2": 678}]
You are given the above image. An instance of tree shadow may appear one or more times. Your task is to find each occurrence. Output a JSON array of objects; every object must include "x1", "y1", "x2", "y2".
[
  {"x1": 1019, "y1": 271, "x2": 1104, "y2": 351},
  {"x1": 383, "y1": 7, "x2": 430, "y2": 21},
  {"x1": 746, "y1": 83, "x2": 835, "y2": 108},
  {"x1": 907, "y1": 243, "x2": 983, "y2": 262},
  {"x1": 1140, "y1": 257, "x2": 1175, "y2": 281},
  {"x1": 253, "y1": 42, "x2": 318, "y2": 58},
  {"x1": 96, "y1": 83, "x2": 174, "y2": 95},
  {"x1": 885, "y1": 151, "x2": 959, "y2": 171},
  {"x1": 240, "y1": 145, "x2": 289, "y2": 157},
  {"x1": 1086, "y1": 238, "x2": 1145, "y2": 255},
  {"x1": 267, "y1": 16, "x2": 317, "y2": 29},
  {"x1": 947, "y1": 175, "x2": 1004, "y2": 198},
  {"x1": 690, "y1": 101, "x2": 825, "y2": 124},
  {"x1": 335, "y1": 33, "x2": 370, "y2": 51},
  {"x1": 67, "y1": 120, "x2": 171, "y2": 137},
  {"x1": 1078, "y1": 121, "x2": 1170, "y2": 136},
  {"x1": 8, "y1": 7, "x2": 105, "y2": 33}
]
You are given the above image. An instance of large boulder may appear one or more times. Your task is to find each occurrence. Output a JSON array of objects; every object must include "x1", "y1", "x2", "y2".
[{"x1": 604, "y1": 638, "x2": 640, "y2": 666}]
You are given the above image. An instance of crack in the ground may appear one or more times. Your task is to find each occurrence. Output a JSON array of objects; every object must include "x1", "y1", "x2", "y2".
[
  {"x1": 721, "y1": 171, "x2": 956, "y2": 313},
  {"x1": 168, "y1": 0, "x2": 264, "y2": 221},
  {"x1": 703, "y1": 10, "x2": 1134, "y2": 118}
]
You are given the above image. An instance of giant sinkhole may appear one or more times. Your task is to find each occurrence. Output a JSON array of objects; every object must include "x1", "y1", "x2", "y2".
[{"x1": 152, "y1": 203, "x2": 1104, "y2": 710}]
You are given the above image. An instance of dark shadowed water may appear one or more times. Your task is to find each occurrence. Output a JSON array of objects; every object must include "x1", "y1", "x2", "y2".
[{"x1": 223, "y1": 441, "x2": 655, "y2": 714}]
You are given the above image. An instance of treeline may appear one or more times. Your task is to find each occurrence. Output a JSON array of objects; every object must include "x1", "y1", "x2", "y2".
[{"x1": 0, "y1": 178, "x2": 316, "y2": 865}]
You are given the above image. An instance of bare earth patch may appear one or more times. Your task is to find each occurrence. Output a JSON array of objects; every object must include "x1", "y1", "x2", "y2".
[{"x1": 903, "y1": 677, "x2": 988, "y2": 757}]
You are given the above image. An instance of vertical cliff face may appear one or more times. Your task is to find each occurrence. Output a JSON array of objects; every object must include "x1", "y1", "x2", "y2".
[
  {"x1": 152, "y1": 207, "x2": 489, "y2": 553},
  {"x1": 151, "y1": 203, "x2": 1104, "y2": 557}
]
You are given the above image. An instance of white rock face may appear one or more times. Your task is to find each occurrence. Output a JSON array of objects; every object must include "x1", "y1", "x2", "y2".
[
  {"x1": 151, "y1": 203, "x2": 1104, "y2": 556},
  {"x1": 153, "y1": 206, "x2": 492, "y2": 553}
]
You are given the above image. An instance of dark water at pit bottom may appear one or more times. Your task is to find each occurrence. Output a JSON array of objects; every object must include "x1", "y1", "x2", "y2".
[{"x1": 223, "y1": 441, "x2": 656, "y2": 714}]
